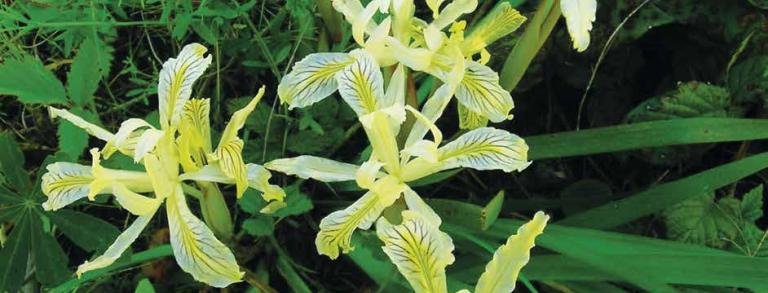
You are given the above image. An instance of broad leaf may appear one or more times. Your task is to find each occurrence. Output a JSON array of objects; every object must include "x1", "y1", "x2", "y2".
[{"x1": 0, "y1": 55, "x2": 66, "y2": 104}]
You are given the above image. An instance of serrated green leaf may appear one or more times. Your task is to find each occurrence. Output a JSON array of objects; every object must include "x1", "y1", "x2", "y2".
[
  {"x1": 0, "y1": 211, "x2": 31, "y2": 292},
  {"x1": 0, "y1": 55, "x2": 67, "y2": 104},
  {"x1": 272, "y1": 185, "x2": 313, "y2": 218},
  {"x1": 741, "y1": 185, "x2": 764, "y2": 222},
  {"x1": 134, "y1": 278, "x2": 156, "y2": 293},
  {"x1": 0, "y1": 132, "x2": 30, "y2": 191},
  {"x1": 49, "y1": 210, "x2": 120, "y2": 253},
  {"x1": 172, "y1": 13, "x2": 193, "y2": 40},
  {"x1": 67, "y1": 37, "x2": 101, "y2": 106},
  {"x1": 241, "y1": 216, "x2": 274, "y2": 236},
  {"x1": 31, "y1": 213, "x2": 70, "y2": 287},
  {"x1": 627, "y1": 82, "x2": 734, "y2": 122},
  {"x1": 662, "y1": 193, "x2": 732, "y2": 248},
  {"x1": 727, "y1": 56, "x2": 768, "y2": 105}
]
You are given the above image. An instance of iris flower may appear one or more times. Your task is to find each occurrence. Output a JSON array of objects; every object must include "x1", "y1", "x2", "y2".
[
  {"x1": 41, "y1": 43, "x2": 284, "y2": 287},
  {"x1": 267, "y1": 49, "x2": 530, "y2": 259},
  {"x1": 279, "y1": 0, "x2": 528, "y2": 130}
]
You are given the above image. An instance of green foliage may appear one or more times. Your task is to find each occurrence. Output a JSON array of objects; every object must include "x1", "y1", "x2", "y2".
[
  {"x1": 0, "y1": 55, "x2": 67, "y2": 104},
  {"x1": 627, "y1": 82, "x2": 734, "y2": 121}
]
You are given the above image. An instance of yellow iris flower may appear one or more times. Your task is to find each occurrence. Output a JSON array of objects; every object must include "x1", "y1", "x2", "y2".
[
  {"x1": 41, "y1": 43, "x2": 284, "y2": 287},
  {"x1": 279, "y1": 0, "x2": 528, "y2": 130}
]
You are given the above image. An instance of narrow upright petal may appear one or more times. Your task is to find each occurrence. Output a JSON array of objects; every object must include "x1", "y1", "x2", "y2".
[
  {"x1": 431, "y1": 0, "x2": 478, "y2": 30},
  {"x1": 376, "y1": 211, "x2": 455, "y2": 293},
  {"x1": 474, "y1": 212, "x2": 549, "y2": 293},
  {"x1": 158, "y1": 43, "x2": 212, "y2": 128},
  {"x1": 560, "y1": 0, "x2": 597, "y2": 52},
  {"x1": 167, "y1": 185, "x2": 243, "y2": 287},
  {"x1": 278, "y1": 53, "x2": 354, "y2": 109},
  {"x1": 461, "y1": 2, "x2": 527, "y2": 55}
]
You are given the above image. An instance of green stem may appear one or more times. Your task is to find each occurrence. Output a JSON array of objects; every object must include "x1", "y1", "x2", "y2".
[
  {"x1": 197, "y1": 182, "x2": 235, "y2": 240},
  {"x1": 499, "y1": 0, "x2": 561, "y2": 91},
  {"x1": 316, "y1": 0, "x2": 343, "y2": 44}
]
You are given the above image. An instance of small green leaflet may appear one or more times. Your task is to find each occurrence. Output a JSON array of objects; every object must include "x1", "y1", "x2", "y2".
[
  {"x1": 67, "y1": 37, "x2": 102, "y2": 106},
  {"x1": 480, "y1": 191, "x2": 504, "y2": 230}
]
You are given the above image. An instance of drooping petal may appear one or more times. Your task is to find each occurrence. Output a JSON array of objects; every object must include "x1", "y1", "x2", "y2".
[
  {"x1": 461, "y1": 2, "x2": 527, "y2": 55},
  {"x1": 246, "y1": 164, "x2": 286, "y2": 213},
  {"x1": 437, "y1": 127, "x2": 530, "y2": 172},
  {"x1": 474, "y1": 212, "x2": 549, "y2": 293},
  {"x1": 210, "y1": 138, "x2": 248, "y2": 198},
  {"x1": 48, "y1": 107, "x2": 113, "y2": 141},
  {"x1": 431, "y1": 0, "x2": 478, "y2": 30},
  {"x1": 158, "y1": 43, "x2": 212, "y2": 128},
  {"x1": 41, "y1": 162, "x2": 93, "y2": 211},
  {"x1": 167, "y1": 184, "x2": 243, "y2": 287},
  {"x1": 316, "y1": 178, "x2": 402, "y2": 259},
  {"x1": 356, "y1": 159, "x2": 384, "y2": 189},
  {"x1": 458, "y1": 103, "x2": 489, "y2": 130},
  {"x1": 455, "y1": 61, "x2": 513, "y2": 123},
  {"x1": 560, "y1": 0, "x2": 597, "y2": 52},
  {"x1": 76, "y1": 212, "x2": 157, "y2": 277},
  {"x1": 376, "y1": 210, "x2": 455, "y2": 293},
  {"x1": 335, "y1": 49, "x2": 385, "y2": 116},
  {"x1": 102, "y1": 118, "x2": 153, "y2": 158},
  {"x1": 111, "y1": 183, "x2": 163, "y2": 216},
  {"x1": 391, "y1": 0, "x2": 415, "y2": 41},
  {"x1": 278, "y1": 53, "x2": 355, "y2": 109},
  {"x1": 264, "y1": 156, "x2": 360, "y2": 182},
  {"x1": 180, "y1": 98, "x2": 213, "y2": 152},
  {"x1": 133, "y1": 128, "x2": 164, "y2": 163}
]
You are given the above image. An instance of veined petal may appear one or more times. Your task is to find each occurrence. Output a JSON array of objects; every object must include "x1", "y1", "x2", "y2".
[
  {"x1": 403, "y1": 188, "x2": 442, "y2": 226},
  {"x1": 474, "y1": 212, "x2": 549, "y2": 293},
  {"x1": 404, "y1": 83, "x2": 454, "y2": 148},
  {"x1": 218, "y1": 86, "x2": 264, "y2": 147},
  {"x1": 336, "y1": 49, "x2": 385, "y2": 116},
  {"x1": 278, "y1": 53, "x2": 354, "y2": 109},
  {"x1": 48, "y1": 107, "x2": 113, "y2": 141},
  {"x1": 360, "y1": 109, "x2": 403, "y2": 175},
  {"x1": 167, "y1": 184, "x2": 243, "y2": 287},
  {"x1": 180, "y1": 98, "x2": 212, "y2": 152},
  {"x1": 382, "y1": 64, "x2": 407, "y2": 109},
  {"x1": 456, "y1": 61, "x2": 513, "y2": 123},
  {"x1": 210, "y1": 138, "x2": 248, "y2": 198},
  {"x1": 431, "y1": 0, "x2": 478, "y2": 30},
  {"x1": 376, "y1": 211, "x2": 455, "y2": 293},
  {"x1": 437, "y1": 127, "x2": 530, "y2": 173},
  {"x1": 364, "y1": 17, "x2": 398, "y2": 67},
  {"x1": 264, "y1": 156, "x2": 360, "y2": 182},
  {"x1": 76, "y1": 212, "x2": 156, "y2": 277},
  {"x1": 102, "y1": 118, "x2": 154, "y2": 158},
  {"x1": 560, "y1": 0, "x2": 597, "y2": 52},
  {"x1": 316, "y1": 184, "x2": 401, "y2": 259},
  {"x1": 458, "y1": 103, "x2": 489, "y2": 130},
  {"x1": 158, "y1": 43, "x2": 212, "y2": 128},
  {"x1": 461, "y1": 2, "x2": 526, "y2": 55},
  {"x1": 41, "y1": 162, "x2": 93, "y2": 211},
  {"x1": 143, "y1": 153, "x2": 177, "y2": 200},
  {"x1": 386, "y1": 37, "x2": 436, "y2": 75},
  {"x1": 390, "y1": 0, "x2": 415, "y2": 41}
]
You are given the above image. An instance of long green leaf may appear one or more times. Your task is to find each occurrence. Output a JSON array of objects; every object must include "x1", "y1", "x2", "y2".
[
  {"x1": 527, "y1": 118, "x2": 768, "y2": 160},
  {"x1": 49, "y1": 210, "x2": 121, "y2": 253},
  {"x1": 0, "y1": 211, "x2": 31, "y2": 293},
  {"x1": 559, "y1": 151, "x2": 768, "y2": 229}
]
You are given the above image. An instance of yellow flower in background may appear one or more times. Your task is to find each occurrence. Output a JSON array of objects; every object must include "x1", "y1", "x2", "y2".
[
  {"x1": 279, "y1": 0, "x2": 528, "y2": 130},
  {"x1": 380, "y1": 211, "x2": 549, "y2": 293},
  {"x1": 41, "y1": 43, "x2": 284, "y2": 287},
  {"x1": 560, "y1": 0, "x2": 597, "y2": 52},
  {"x1": 267, "y1": 49, "x2": 531, "y2": 259}
]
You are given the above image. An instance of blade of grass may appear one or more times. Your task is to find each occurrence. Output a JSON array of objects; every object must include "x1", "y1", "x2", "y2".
[
  {"x1": 527, "y1": 118, "x2": 768, "y2": 160},
  {"x1": 558, "y1": 151, "x2": 768, "y2": 229}
]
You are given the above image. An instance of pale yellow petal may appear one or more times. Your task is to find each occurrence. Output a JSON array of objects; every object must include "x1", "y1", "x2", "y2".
[
  {"x1": 376, "y1": 210, "x2": 455, "y2": 293},
  {"x1": 438, "y1": 127, "x2": 530, "y2": 173},
  {"x1": 133, "y1": 129, "x2": 164, "y2": 163},
  {"x1": 210, "y1": 138, "x2": 248, "y2": 198},
  {"x1": 158, "y1": 43, "x2": 212, "y2": 128},
  {"x1": 76, "y1": 212, "x2": 156, "y2": 277},
  {"x1": 474, "y1": 212, "x2": 549, "y2": 293},
  {"x1": 180, "y1": 98, "x2": 212, "y2": 153},
  {"x1": 48, "y1": 107, "x2": 113, "y2": 141},
  {"x1": 458, "y1": 103, "x2": 489, "y2": 130},
  {"x1": 265, "y1": 156, "x2": 360, "y2": 182},
  {"x1": 356, "y1": 159, "x2": 383, "y2": 189},
  {"x1": 278, "y1": 53, "x2": 354, "y2": 109},
  {"x1": 111, "y1": 183, "x2": 163, "y2": 216},
  {"x1": 41, "y1": 162, "x2": 93, "y2": 211},
  {"x1": 218, "y1": 87, "x2": 264, "y2": 147},
  {"x1": 431, "y1": 0, "x2": 478, "y2": 30},
  {"x1": 167, "y1": 184, "x2": 243, "y2": 287},
  {"x1": 456, "y1": 61, "x2": 513, "y2": 123},
  {"x1": 560, "y1": 0, "x2": 597, "y2": 52},
  {"x1": 246, "y1": 163, "x2": 286, "y2": 209},
  {"x1": 462, "y1": 2, "x2": 527, "y2": 55},
  {"x1": 335, "y1": 49, "x2": 384, "y2": 116},
  {"x1": 102, "y1": 118, "x2": 153, "y2": 158}
]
